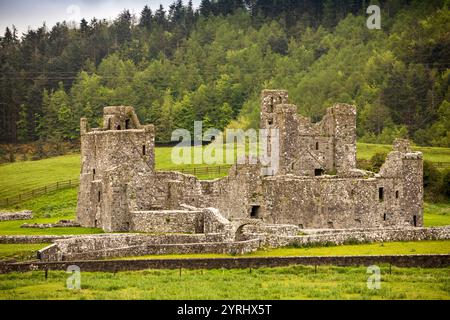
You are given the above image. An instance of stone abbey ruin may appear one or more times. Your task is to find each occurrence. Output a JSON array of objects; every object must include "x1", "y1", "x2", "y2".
[
  {"x1": 77, "y1": 89, "x2": 423, "y2": 232},
  {"x1": 32, "y1": 90, "x2": 449, "y2": 262}
]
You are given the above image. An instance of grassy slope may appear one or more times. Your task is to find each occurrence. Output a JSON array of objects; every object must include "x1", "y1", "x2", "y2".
[
  {"x1": 1, "y1": 143, "x2": 449, "y2": 198},
  {"x1": 424, "y1": 202, "x2": 450, "y2": 227},
  {"x1": 0, "y1": 188, "x2": 103, "y2": 235},
  {"x1": 0, "y1": 266, "x2": 448, "y2": 299}
]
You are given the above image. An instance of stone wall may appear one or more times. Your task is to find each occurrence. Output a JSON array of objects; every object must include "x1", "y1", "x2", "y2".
[
  {"x1": 261, "y1": 226, "x2": 450, "y2": 248},
  {"x1": 2, "y1": 255, "x2": 449, "y2": 274},
  {"x1": 130, "y1": 210, "x2": 203, "y2": 233},
  {"x1": 37, "y1": 233, "x2": 249, "y2": 261},
  {"x1": 0, "y1": 211, "x2": 32, "y2": 221}
]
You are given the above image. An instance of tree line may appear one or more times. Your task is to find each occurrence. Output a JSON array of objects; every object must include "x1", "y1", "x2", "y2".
[{"x1": 0, "y1": 0, "x2": 449, "y2": 146}]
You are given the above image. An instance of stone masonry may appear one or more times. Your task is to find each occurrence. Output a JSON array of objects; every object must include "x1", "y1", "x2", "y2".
[{"x1": 77, "y1": 90, "x2": 424, "y2": 236}]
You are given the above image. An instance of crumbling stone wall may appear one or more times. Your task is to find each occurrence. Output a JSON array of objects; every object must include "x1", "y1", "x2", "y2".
[{"x1": 0, "y1": 211, "x2": 32, "y2": 221}]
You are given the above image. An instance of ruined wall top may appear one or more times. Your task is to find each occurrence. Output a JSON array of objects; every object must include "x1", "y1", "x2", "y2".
[
  {"x1": 81, "y1": 106, "x2": 154, "y2": 135},
  {"x1": 326, "y1": 103, "x2": 357, "y2": 116},
  {"x1": 393, "y1": 138, "x2": 412, "y2": 153}
]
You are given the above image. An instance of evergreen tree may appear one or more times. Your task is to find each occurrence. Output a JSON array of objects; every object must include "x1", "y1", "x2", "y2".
[{"x1": 139, "y1": 5, "x2": 153, "y2": 31}]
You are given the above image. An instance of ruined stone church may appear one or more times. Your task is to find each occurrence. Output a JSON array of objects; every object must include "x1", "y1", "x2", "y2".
[{"x1": 76, "y1": 90, "x2": 423, "y2": 233}]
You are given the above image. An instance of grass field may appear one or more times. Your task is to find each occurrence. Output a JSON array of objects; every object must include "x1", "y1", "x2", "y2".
[
  {"x1": 1, "y1": 143, "x2": 449, "y2": 199},
  {"x1": 0, "y1": 265, "x2": 448, "y2": 299},
  {"x1": 0, "y1": 188, "x2": 103, "y2": 235},
  {"x1": 0, "y1": 243, "x2": 50, "y2": 261},
  {"x1": 424, "y1": 202, "x2": 450, "y2": 227}
]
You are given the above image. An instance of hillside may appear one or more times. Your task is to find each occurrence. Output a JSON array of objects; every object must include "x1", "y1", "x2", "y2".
[{"x1": 1, "y1": 0, "x2": 449, "y2": 148}]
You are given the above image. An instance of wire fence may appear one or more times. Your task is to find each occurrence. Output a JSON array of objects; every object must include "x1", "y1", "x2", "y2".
[
  {"x1": 0, "y1": 179, "x2": 79, "y2": 207},
  {"x1": 435, "y1": 162, "x2": 450, "y2": 169}
]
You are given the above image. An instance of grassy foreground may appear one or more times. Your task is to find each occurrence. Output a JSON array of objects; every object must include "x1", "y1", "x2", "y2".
[{"x1": 0, "y1": 266, "x2": 448, "y2": 299}]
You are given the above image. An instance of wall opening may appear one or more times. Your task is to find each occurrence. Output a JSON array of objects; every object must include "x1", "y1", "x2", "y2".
[
  {"x1": 250, "y1": 205, "x2": 261, "y2": 219},
  {"x1": 92, "y1": 169, "x2": 95, "y2": 179},
  {"x1": 379, "y1": 187, "x2": 384, "y2": 201},
  {"x1": 413, "y1": 215, "x2": 417, "y2": 227},
  {"x1": 395, "y1": 190, "x2": 399, "y2": 199},
  {"x1": 125, "y1": 119, "x2": 131, "y2": 129},
  {"x1": 98, "y1": 191, "x2": 101, "y2": 202},
  {"x1": 107, "y1": 118, "x2": 111, "y2": 130},
  {"x1": 383, "y1": 213, "x2": 387, "y2": 221},
  {"x1": 94, "y1": 219, "x2": 97, "y2": 228},
  {"x1": 269, "y1": 96, "x2": 274, "y2": 112},
  {"x1": 315, "y1": 142, "x2": 319, "y2": 150},
  {"x1": 314, "y1": 169, "x2": 324, "y2": 176},
  {"x1": 142, "y1": 145, "x2": 146, "y2": 155}
]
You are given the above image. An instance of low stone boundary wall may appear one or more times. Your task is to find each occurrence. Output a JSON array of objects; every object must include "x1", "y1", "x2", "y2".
[
  {"x1": 21, "y1": 220, "x2": 80, "y2": 229},
  {"x1": 37, "y1": 233, "x2": 252, "y2": 261},
  {"x1": 261, "y1": 226, "x2": 450, "y2": 247},
  {"x1": 39, "y1": 239, "x2": 261, "y2": 261},
  {"x1": 0, "y1": 235, "x2": 80, "y2": 244},
  {"x1": 1, "y1": 254, "x2": 449, "y2": 274},
  {"x1": 0, "y1": 210, "x2": 32, "y2": 221}
]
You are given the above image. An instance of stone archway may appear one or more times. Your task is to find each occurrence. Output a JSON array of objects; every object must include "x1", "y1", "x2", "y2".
[{"x1": 232, "y1": 219, "x2": 264, "y2": 241}]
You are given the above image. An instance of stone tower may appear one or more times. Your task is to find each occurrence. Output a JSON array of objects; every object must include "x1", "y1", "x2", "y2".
[{"x1": 77, "y1": 106, "x2": 155, "y2": 232}]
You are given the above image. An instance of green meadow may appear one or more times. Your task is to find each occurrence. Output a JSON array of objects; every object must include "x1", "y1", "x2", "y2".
[{"x1": 0, "y1": 266, "x2": 448, "y2": 300}]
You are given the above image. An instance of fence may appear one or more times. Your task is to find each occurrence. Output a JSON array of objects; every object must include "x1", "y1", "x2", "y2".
[
  {"x1": 435, "y1": 162, "x2": 450, "y2": 169},
  {"x1": 0, "y1": 165, "x2": 232, "y2": 208},
  {"x1": 0, "y1": 179, "x2": 79, "y2": 207}
]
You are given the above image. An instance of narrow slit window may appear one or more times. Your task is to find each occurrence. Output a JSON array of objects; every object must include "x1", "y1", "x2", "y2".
[
  {"x1": 98, "y1": 191, "x2": 101, "y2": 202},
  {"x1": 142, "y1": 145, "x2": 146, "y2": 155},
  {"x1": 383, "y1": 213, "x2": 387, "y2": 221},
  {"x1": 379, "y1": 187, "x2": 384, "y2": 201},
  {"x1": 395, "y1": 190, "x2": 399, "y2": 199},
  {"x1": 315, "y1": 142, "x2": 319, "y2": 150}
]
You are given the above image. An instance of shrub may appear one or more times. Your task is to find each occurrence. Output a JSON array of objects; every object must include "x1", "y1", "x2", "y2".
[
  {"x1": 441, "y1": 168, "x2": 450, "y2": 199},
  {"x1": 423, "y1": 160, "x2": 443, "y2": 202},
  {"x1": 370, "y1": 152, "x2": 387, "y2": 173}
]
